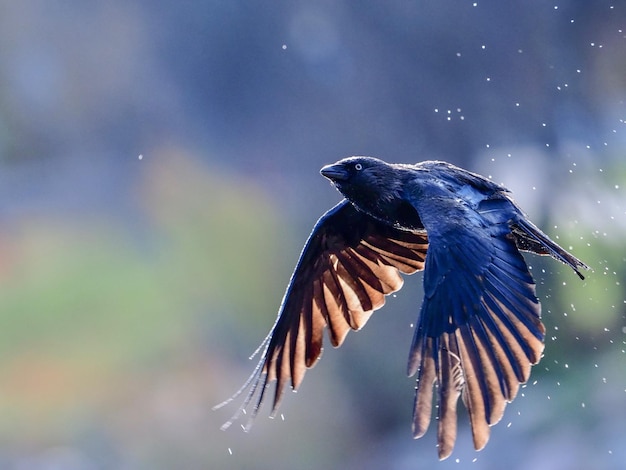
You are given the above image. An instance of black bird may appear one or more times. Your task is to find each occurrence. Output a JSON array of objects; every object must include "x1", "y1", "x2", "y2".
[{"x1": 216, "y1": 156, "x2": 588, "y2": 459}]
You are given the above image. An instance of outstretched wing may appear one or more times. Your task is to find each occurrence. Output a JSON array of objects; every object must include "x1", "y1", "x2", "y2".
[
  {"x1": 407, "y1": 221, "x2": 544, "y2": 460},
  {"x1": 216, "y1": 200, "x2": 428, "y2": 428}
]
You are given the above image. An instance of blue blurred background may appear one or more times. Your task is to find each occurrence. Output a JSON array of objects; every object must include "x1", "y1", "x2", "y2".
[{"x1": 0, "y1": 1, "x2": 624, "y2": 469}]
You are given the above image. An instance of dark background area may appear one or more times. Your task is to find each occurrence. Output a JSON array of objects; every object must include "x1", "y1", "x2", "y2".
[{"x1": 0, "y1": 1, "x2": 624, "y2": 469}]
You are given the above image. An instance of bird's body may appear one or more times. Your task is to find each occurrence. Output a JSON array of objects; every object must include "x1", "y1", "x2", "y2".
[{"x1": 216, "y1": 157, "x2": 588, "y2": 459}]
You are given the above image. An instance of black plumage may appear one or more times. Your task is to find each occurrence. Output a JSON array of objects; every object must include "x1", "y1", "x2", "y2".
[{"x1": 215, "y1": 156, "x2": 588, "y2": 459}]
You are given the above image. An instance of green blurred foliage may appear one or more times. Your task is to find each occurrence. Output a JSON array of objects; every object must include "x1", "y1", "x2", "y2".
[{"x1": 0, "y1": 151, "x2": 286, "y2": 452}]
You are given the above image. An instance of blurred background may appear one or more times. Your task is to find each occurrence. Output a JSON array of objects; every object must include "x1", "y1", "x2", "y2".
[{"x1": 0, "y1": 0, "x2": 624, "y2": 469}]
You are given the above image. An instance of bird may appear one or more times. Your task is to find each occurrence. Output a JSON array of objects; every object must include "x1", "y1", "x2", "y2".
[{"x1": 215, "y1": 156, "x2": 588, "y2": 459}]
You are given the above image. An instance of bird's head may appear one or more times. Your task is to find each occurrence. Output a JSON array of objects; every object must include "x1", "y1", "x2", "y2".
[
  {"x1": 321, "y1": 156, "x2": 393, "y2": 197},
  {"x1": 320, "y1": 156, "x2": 410, "y2": 224}
]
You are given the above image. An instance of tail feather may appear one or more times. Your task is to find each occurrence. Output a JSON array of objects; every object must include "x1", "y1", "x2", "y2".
[{"x1": 511, "y1": 218, "x2": 589, "y2": 280}]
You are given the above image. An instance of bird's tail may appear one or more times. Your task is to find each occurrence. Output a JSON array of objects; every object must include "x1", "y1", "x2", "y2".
[{"x1": 511, "y1": 218, "x2": 589, "y2": 280}]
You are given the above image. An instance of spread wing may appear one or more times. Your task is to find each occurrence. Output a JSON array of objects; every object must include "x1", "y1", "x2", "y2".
[
  {"x1": 407, "y1": 220, "x2": 544, "y2": 460},
  {"x1": 216, "y1": 200, "x2": 428, "y2": 429}
]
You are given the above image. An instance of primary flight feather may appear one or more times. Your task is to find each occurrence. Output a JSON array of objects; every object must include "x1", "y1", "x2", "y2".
[{"x1": 215, "y1": 156, "x2": 588, "y2": 459}]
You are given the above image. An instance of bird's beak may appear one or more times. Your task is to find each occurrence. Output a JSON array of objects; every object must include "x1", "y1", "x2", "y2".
[{"x1": 320, "y1": 163, "x2": 349, "y2": 182}]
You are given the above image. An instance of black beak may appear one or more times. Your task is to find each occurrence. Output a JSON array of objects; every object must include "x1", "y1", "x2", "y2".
[{"x1": 320, "y1": 163, "x2": 349, "y2": 182}]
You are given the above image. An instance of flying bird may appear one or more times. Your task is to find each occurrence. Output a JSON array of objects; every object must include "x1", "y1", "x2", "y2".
[{"x1": 215, "y1": 156, "x2": 588, "y2": 459}]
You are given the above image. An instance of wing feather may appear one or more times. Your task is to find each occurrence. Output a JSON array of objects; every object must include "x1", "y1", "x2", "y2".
[
  {"x1": 307, "y1": 280, "x2": 326, "y2": 366},
  {"x1": 409, "y1": 222, "x2": 544, "y2": 460},
  {"x1": 323, "y1": 266, "x2": 352, "y2": 346},
  {"x1": 215, "y1": 200, "x2": 428, "y2": 429},
  {"x1": 412, "y1": 337, "x2": 436, "y2": 438},
  {"x1": 435, "y1": 333, "x2": 463, "y2": 460}
]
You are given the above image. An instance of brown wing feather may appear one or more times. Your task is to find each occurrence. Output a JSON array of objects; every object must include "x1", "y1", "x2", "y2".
[
  {"x1": 408, "y1": 229, "x2": 545, "y2": 460},
  {"x1": 214, "y1": 200, "x2": 428, "y2": 429}
]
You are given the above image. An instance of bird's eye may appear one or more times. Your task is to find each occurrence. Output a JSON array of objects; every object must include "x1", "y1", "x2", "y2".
[{"x1": 354, "y1": 163, "x2": 363, "y2": 171}]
